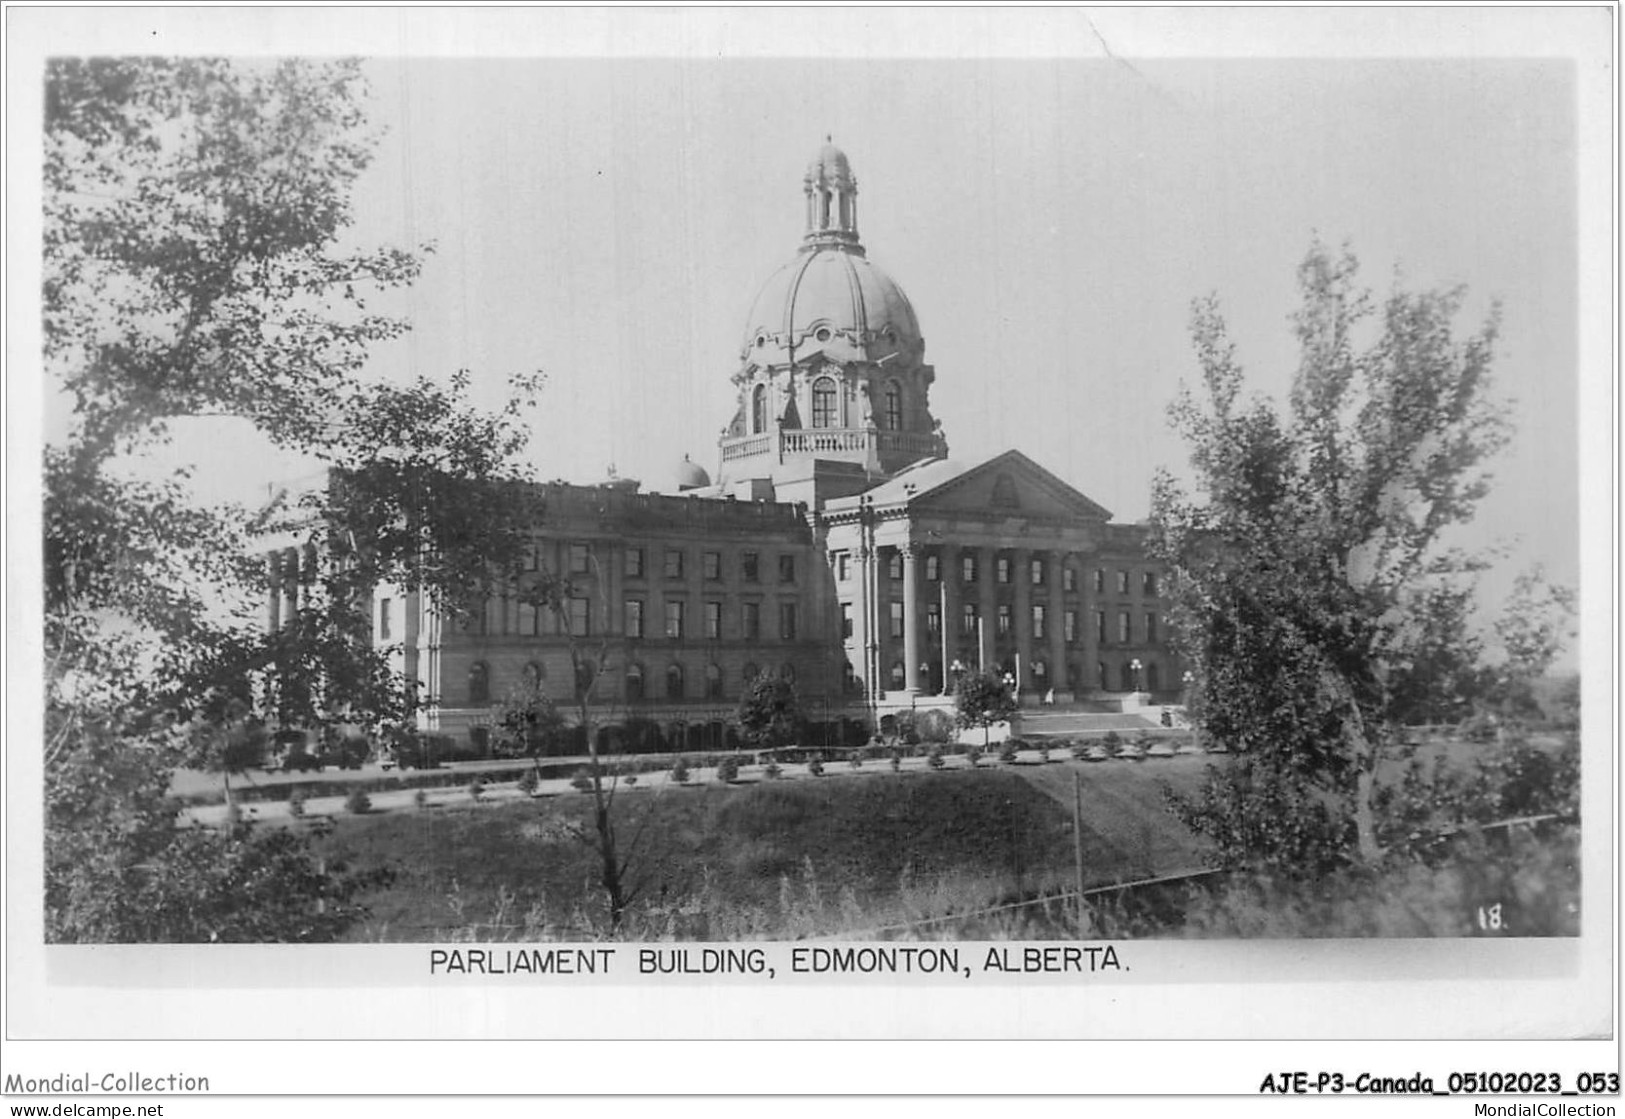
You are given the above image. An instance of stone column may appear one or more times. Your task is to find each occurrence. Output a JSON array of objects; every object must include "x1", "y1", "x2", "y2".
[
  {"x1": 1080, "y1": 550, "x2": 1101, "y2": 696},
  {"x1": 852, "y1": 538, "x2": 871, "y2": 703},
  {"x1": 902, "y1": 544, "x2": 921, "y2": 694},
  {"x1": 266, "y1": 553, "x2": 282, "y2": 634},
  {"x1": 1012, "y1": 548, "x2": 1032, "y2": 694},
  {"x1": 940, "y1": 545, "x2": 960, "y2": 693},
  {"x1": 978, "y1": 545, "x2": 996, "y2": 672},
  {"x1": 1048, "y1": 550, "x2": 1068, "y2": 696}
]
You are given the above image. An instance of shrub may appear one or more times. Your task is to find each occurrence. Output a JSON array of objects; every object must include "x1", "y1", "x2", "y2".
[
  {"x1": 927, "y1": 746, "x2": 946, "y2": 770},
  {"x1": 467, "y1": 778, "x2": 486, "y2": 804},
  {"x1": 915, "y1": 708, "x2": 954, "y2": 744},
  {"x1": 413, "y1": 789, "x2": 428, "y2": 811},
  {"x1": 517, "y1": 768, "x2": 539, "y2": 796},
  {"x1": 1070, "y1": 740, "x2": 1090, "y2": 761},
  {"x1": 764, "y1": 761, "x2": 782, "y2": 780},
  {"x1": 806, "y1": 757, "x2": 825, "y2": 777},
  {"x1": 343, "y1": 789, "x2": 372, "y2": 816},
  {"x1": 716, "y1": 755, "x2": 741, "y2": 784},
  {"x1": 569, "y1": 768, "x2": 594, "y2": 793},
  {"x1": 848, "y1": 752, "x2": 863, "y2": 770},
  {"x1": 890, "y1": 752, "x2": 902, "y2": 773},
  {"x1": 287, "y1": 788, "x2": 307, "y2": 818},
  {"x1": 671, "y1": 756, "x2": 691, "y2": 784},
  {"x1": 964, "y1": 744, "x2": 983, "y2": 767},
  {"x1": 623, "y1": 772, "x2": 639, "y2": 787},
  {"x1": 998, "y1": 741, "x2": 1019, "y2": 764},
  {"x1": 1101, "y1": 730, "x2": 1123, "y2": 751},
  {"x1": 1037, "y1": 742, "x2": 1052, "y2": 763}
]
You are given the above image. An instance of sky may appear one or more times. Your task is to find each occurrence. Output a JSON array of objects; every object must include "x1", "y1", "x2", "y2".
[{"x1": 16, "y1": 7, "x2": 1608, "y2": 630}]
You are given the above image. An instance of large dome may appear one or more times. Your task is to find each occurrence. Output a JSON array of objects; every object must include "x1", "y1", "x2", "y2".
[{"x1": 740, "y1": 246, "x2": 922, "y2": 362}]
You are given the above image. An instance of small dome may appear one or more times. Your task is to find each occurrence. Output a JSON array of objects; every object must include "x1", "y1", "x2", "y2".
[
  {"x1": 675, "y1": 454, "x2": 711, "y2": 491},
  {"x1": 805, "y1": 136, "x2": 853, "y2": 187}
]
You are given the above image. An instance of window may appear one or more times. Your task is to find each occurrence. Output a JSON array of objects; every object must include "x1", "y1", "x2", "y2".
[
  {"x1": 997, "y1": 603, "x2": 1013, "y2": 636},
  {"x1": 1096, "y1": 610, "x2": 1108, "y2": 645},
  {"x1": 836, "y1": 552, "x2": 850, "y2": 581},
  {"x1": 925, "y1": 553, "x2": 940, "y2": 582},
  {"x1": 1143, "y1": 571, "x2": 1159, "y2": 597},
  {"x1": 812, "y1": 376, "x2": 838, "y2": 429},
  {"x1": 891, "y1": 661, "x2": 906, "y2": 688},
  {"x1": 379, "y1": 598, "x2": 392, "y2": 640},
  {"x1": 743, "y1": 662, "x2": 760, "y2": 685},
  {"x1": 742, "y1": 552, "x2": 760, "y2": 582},
  {"x1": 1097, "y1": 662, "x2": 1109, "y2": 691},
  {"x1": 664, "y1": 549, "x2": 684, "y2": 579},
  {"x1": 625, "y1": 663, "x2": 644, "y2": 701},
  {"x1": 626, "y1": 548, "x2": 644, "y2": 578},
  {"x1": 961, "y1": 603, "x2": 978, "y2": 636},
  {"x1": 706, "y1": 663, "x2": 724, "y2": 700},
  {"x1": 996, "y1": 556, "x2": 1012, "y2": 584},
  {"x1": 518, "y1": 602, "x2": 538, "y2": 636},
  {"x1": 887, "y1": 552, "x2": 903, "y2": 581},
  {"x1": 665, "y1": 600, "x2": 685, "y2": 640},
  {"x1": 1117, "y1": 570, "x2": 1130, "y2": 595},
  {"x1": 485, "y1": 595, "x2": 504, "y2": 636},
  {"x1": 1032, "y1": 659, "x2": 1048, "y2": 684},
  {"x1": 889, "y1": 601, "x2": 905, "y2": 639},
  {"x1": 468, "y1": 662, "x2": 490, "y2": 705},
  {"x1": 1031, "y1": 559, "x2": 1045, "y2": 586},
  {"x1": 522, "y1": 545, "x2": 538, "y2": 572},
  {"x1": 1118, "y1": 611, "x2": 1131, "y2": 644},
  {"x1": 779, "y1": 602, "x2": 798, "y2": 641},
  {"x1": 1093, "y1": 568, "x2": 1105, "y2": 593},
  {"x1": 743, "y1": 602, "x2": 761, "y2": 641},
  {"x1": 841, "y1": 603, "x2": 854, "y2": 640},
  {"x1": 752, "y1": 383, "x2": 767, "y2": 433},
  {"x1": 1146, "y1": 662, "x2": 1161, "y2": 692},
  {"x1": 523, "y1": 661, "x2": 546, "y2": 688},
  {"x1": 705, "y1": 601, "x2": 722, "y2": 640},
  {"x1": 1120, "y1": 663, "x2": 1136, "y2": 692},
  {"x1": 666, "y1": 663, "x2": 685, "y2": 700},
  {"x1": 569, "y1": 543, "x2": 590, "y2": 574},
  {"x1": 625, "y1": 599, "x2": 644, "y2": 639},
  {"x1": 1065, "y1": 609, "x2": 1079, "y2": 643},
  {"x1": 926, "y1": 602, "x2": 941, "y2": 635},
  {"x1": 1032, "y1": 604, "x2": 1047, "y2": 640},
  {"x1": 575, "y1": 659, "x2": 596, "y2": 699},
  {"x1": 962, "y1": 554, "x2": 978, "y2": 583},
  {"x1": 1145, "y1": 613, "x2": 1158, "y2": 643},
  {"x1": 779, "y1": 554, "x2": 796, "y2": 584},
  {"x1": 1064, "y1": 566, "x2": 1078, "y2": 593},
  {"x1": 703, "y1": 551, "x2": 721, "y2": 580},
  {"x1": 568, "y1": 597, "x2": 590, "y2": 636},
  {"x1": 884, "y1": 381, "x2": 902, "y2": 431}
]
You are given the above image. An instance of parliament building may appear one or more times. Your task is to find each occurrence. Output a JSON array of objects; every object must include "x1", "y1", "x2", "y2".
[{"x1": 374, "y1": 140, "x2": 1182, "y2": 745}]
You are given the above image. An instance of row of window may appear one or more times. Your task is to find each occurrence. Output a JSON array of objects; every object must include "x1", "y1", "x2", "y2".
[
  {"x1": 472, "y1": 595, "x2": 801, "y2": 642},
  {"x1": 626, "y1": 599, "x2": 799, "y2": 642},
  {"x1": 524, "y1": 543, "x2": 799, "y2": 584},
  {"x1": 751, "y1": 378, "x2": 904, "y2": 434},
  {"x1": 835, "y1": 551, "x2": 1159, "y2": 597},
  {"x1": 844, "y1": 602, "x2": 1162, "y2": 646},
  {"x1": 465, "y1": 658, "x2": 795, "y2": 705}
]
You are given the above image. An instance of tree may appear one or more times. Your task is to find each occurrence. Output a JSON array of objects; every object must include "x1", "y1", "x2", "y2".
[
  {"x1": 42, "y1": 57, "x2": 543, "y2": 941},
  {"x1": 955, "y1": 670, "x2": 1017, "y2": 747},
  {"x1": 1151, "y1": 242, "x2": 1515, "y2": 870},
  {"x1": 735, "y1": 670, "x2": 803, "y2": 755},
  {"x1": 495, "y1": 677, "x2": 565, "y2": 757}
]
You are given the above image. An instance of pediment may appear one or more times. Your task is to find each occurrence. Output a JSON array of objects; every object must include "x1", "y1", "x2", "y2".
[{"x1": 888, "y1": 450, "x2": 1114, "y2": 523}]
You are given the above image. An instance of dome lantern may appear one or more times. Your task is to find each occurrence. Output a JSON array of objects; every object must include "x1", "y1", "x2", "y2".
[{"x1": 804, "y1": 135, "x2": 860, "y2": 247}]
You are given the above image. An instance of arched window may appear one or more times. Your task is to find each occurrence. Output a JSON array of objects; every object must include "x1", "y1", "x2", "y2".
[
  {"x1": 812, "y1": 376, "x2": 838, "y2": 428},
  {"x1": 884, "y1": 381, "x2": 902, "y2": 431},
  {"x1": 1145, "y1": 662, "x2": 1161, "y2": 693},
  {"x1": 522, "y1": 661, "x2": 546, "y2": 690},
  {"x1": 625, "y1": 663, "x2": 644, "y2": 702},
  {"x1": 752, "y1": 383, "x2": 767, "y2": 434},
  {"x1": 666, "y1": 663, "x2": 685, "y2": 700},
  {"x1": 743, "y1": 662, "x2": 759, "y2": 686},
  {"x1": 706, "y1": 662, "x2": 724, "y2": 700},
  {"x1": 468, "y1": 661, "x2": 490, "y2": 705}
]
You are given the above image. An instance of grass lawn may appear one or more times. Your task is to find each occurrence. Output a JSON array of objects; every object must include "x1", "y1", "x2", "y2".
[{"x1": 321, "y1": 765, "x2": 1211, "y2": 941}]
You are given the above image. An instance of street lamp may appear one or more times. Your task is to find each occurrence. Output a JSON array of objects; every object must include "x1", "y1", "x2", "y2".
[
  {"x1": 1129, "y1": 658, "x2": 1144, "y2": 694},
  {"x1": 1002, "y1": 671, "x2": 1016, "y2": 696},
  {"x1": 949, "y1": 658, "x2": 965, "y2": 695}
]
